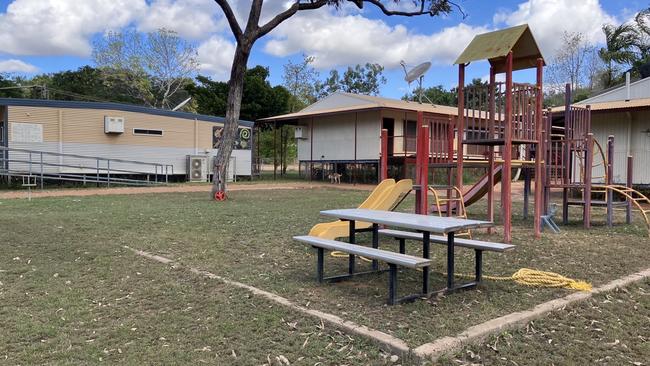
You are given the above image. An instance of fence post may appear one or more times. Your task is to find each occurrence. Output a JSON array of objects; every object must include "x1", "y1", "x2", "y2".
[
  {"x1": 107, "y1": 160, "x2": 111, "y2": 187},
  {"x1": 40, "y1": 152, "x2": 44, "y2": 189}
]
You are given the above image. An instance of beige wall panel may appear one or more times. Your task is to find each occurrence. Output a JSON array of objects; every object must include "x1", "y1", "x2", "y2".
[{"x1": 8, "y1": 106, "x2": 60, "y2": 141}]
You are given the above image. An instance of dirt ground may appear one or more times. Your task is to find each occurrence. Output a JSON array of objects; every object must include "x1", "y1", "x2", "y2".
[{"x1": 0, "y1": 181, "x2": 378, "y2": 200}]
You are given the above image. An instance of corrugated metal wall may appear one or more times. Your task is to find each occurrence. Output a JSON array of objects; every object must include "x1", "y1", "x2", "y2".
[
  {"x1": 590, "y1": 109, "x2": 650, "y2": 185},
  {"x1": 297, "y1": 110, "x2": 380, "y2": 162}
]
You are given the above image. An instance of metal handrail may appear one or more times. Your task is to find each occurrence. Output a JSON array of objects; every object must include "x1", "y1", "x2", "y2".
[{"x1": 0, "y1": 146, "x2": 174, "y2": 188}]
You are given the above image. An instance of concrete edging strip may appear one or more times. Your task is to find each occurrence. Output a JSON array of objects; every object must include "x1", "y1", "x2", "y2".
[
  {"x1": 125, "y1": 246, "x2": 410, "y2": 355},
  {"x1": 413, "y1": 267, "x2": 650, "y2": 361}
]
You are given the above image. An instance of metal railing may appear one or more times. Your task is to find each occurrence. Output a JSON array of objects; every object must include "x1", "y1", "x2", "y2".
[{"x1": 0, "y1": 146, "x2": 174, "y2": 188}]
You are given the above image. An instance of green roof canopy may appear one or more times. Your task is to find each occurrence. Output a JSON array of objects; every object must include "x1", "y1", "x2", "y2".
[{"x1": 454, "y1": 24, "x2": 545, "y2": 73}]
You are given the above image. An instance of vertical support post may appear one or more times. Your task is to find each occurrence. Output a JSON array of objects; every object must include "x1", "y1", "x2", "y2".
[
  {"x1": 562, "y1": 83, "x2": 571, "y2": 225},
  {"x1": 107, "y1": 160, "x2": 111, "y2": 188},
  {"x1": 348, "y1": 220, "x2": 355, "y2": 275},
  {"x1": 41, "y1": 151, "x2": 44, "y2": 190},
  {"x1": 474, "y1": 250, "x2": 483, "y2": 282},
  {"x1": 415, "y1": 112, "x2": 428, "y2": 214},
  {"x1": 380, "y1": 128, "x2": 388, "y2": 181},
  {"x1": 371, "y1": 223, "x2": 379, "y2": 271},
  {"x1": 502, "y1": 51, "x2": 513, "y2": 243},
  {"x1": 584, "y1": 133, "x2": 594, "y2": 228},
  {"x1": 534, "y1": 58, "x2": 544, "y2": 238},
  {"x1": 388, "y1": 264, "x2": 397, "y2": 305},
  {"x1": 422, "y1": 231, "x2": 430, "y2": 295},
  {"x1": 420, "y1": 120, "x2": 429, "y2": 215},
  {"x1": 544, "y1": 108, "x2": 552, "y2": 215},
  {"x1": 309, "y1": 118, "x2": 314, "y2": 182},
  {"x1": 606, "y1": 135, "x2": 614, "y2": 227},
  {"x1": 626, "y1": 155, "x2": 633, "y2": 224},
  {"x1": 446, "y1": 231, "x2": 455, "y2": 289},
  {"x1": 316, "y1": 248, "x2": 324, "y2": 282},
  {"x1": 273, "y1": 123, "x2": 277, "y2": 180},
  {"x1": 487, "y1": 68, "x2": 496, "y2": 233},
  {"x1": 523, "y1": 167, "x2": 530, "y2": 220},
  {"x1": 457, "y1": 64, "x2": 465, "y2": 190}
]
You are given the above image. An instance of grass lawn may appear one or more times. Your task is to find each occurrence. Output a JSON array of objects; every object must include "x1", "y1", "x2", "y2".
[
  {"x1": 1, "y1": 187, "x2": 648, "y2": 364},
  {"x1": 0, "y1": 227, "x2": 392, "y2": 364},
  {"x1": 441, "y1": 279, "x2": 650, "y2": 365}
]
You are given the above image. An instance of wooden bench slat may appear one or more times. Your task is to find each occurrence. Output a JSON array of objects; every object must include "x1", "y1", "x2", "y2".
[
  {"x1": 378, "y1": 229, "x2": 515, "y2": 252},
  {"x1": 293, "y1": 235, "x2": 432, "y2": 268}
]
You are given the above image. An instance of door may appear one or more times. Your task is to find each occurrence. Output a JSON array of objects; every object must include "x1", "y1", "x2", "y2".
[{"x1": 382, "y1": 118, "x2": 394, "y2": 156}]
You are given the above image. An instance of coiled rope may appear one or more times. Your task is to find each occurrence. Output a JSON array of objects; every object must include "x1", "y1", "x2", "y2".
[{"x1": 330, "y1": 252, "x2": 592, "y2": 292}]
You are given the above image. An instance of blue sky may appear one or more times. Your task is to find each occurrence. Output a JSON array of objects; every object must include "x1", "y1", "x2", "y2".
[{"x1": 0, "y1": 0, "x2": 645, "y2": 99}]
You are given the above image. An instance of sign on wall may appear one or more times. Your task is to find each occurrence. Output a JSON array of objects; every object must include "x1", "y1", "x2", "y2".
[
  {"x1": 213, "y1": 126, "x2": 251, "y2": 150},
  {"x1": 11, "y1": 123, "x2": 43, "y2": 143}
]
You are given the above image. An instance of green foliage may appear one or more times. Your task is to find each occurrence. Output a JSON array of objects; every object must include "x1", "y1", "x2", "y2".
[
  {"x1": 188, "y1": 66, "x2": 291, "y2": 122},
  {"x1": 93, "y1": 28, "x2": 199, "y2": 109},
  {"x1": 315, "y1": 63, "x2": 387, "y2": 98},
  {"x1": 405, "y1": 85, "x2": 457, "y2": 106},
  {"x1": 282, "y1": 54, "x2": 319, "y2": 112},
  {"x1": 0, "y1": 74, "x2": 24, "y2": 98}
]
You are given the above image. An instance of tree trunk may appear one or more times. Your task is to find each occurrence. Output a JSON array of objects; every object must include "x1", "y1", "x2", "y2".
[{"x1": 211, "y1": 42, "x2": 252, "y2": 198}]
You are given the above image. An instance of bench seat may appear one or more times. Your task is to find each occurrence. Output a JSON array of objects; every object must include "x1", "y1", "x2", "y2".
[
  {"x1": 293, "y1": 235, "x2": 432, "y2": 268},
  {"x1": 378, "y1": 229, "x2": 514, "y2": 252},
  {"x1": 294, "y1": 235, "x2": 433, "y2": 305}
]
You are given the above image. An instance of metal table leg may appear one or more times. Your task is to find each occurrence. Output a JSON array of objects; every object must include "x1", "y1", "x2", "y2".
[
  {"x1": 422, "y1": 231, "x2": 430, "y2": 295},
  {"x1": 371, "y1": 223, "x2": 379, "y2": 270},
  {"x1": 446, "y1": 231, "x2": 455, "y2": 290},
  {"x1": 348, "y1": 220, "x2": 356, "y2": 274}
]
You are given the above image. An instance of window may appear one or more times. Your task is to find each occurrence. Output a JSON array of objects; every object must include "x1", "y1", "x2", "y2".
[{"x1": 133, "y1": 128, "x2": 163, "y2": 136}]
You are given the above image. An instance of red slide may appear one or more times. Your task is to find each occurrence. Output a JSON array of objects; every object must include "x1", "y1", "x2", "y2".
[{"x1": 431, "y1": 165, "x2": 503, "y2": 213}]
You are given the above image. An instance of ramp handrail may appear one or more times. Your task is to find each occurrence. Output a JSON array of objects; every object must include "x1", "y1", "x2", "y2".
[{"x1": 0, "y1": 146, "x2": 174, "y2": 188}]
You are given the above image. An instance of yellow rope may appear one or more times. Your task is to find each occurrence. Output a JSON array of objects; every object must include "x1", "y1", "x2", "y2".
[
  {"x1": 330, "y1": 251, "x2": 592, "y2": 292},
  {"x1": 451, "y1": 268, "x2": 592, "y2": 291}
]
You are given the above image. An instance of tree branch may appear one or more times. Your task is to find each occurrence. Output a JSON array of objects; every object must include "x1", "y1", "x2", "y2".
[
  {"x1": 214, "y1": 0, "x2": 243, "y2": 43},
  {"x1": 361, "y1": 0, "x2": 465, "y2": 18},
  {"x1": 257, "y1": 0, "x2": 329, "y2": 40}
]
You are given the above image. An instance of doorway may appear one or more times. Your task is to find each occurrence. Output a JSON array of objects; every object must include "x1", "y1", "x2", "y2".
[{"x1": 382, "y1": 118, "x2": 394, "y2": 156}]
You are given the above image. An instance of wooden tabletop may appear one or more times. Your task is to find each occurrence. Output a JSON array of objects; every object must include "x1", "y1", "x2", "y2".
[{"x1": 320, "y1": 208, "x2": 493, "y2": 234}]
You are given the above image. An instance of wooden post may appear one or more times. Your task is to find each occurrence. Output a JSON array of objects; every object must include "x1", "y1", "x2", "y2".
[
  {"x1": 415, "y1": 111, "x2": 428, "y2": 215},
  {"x1": 502, "y1": 51, "x2": 513, "y2": 243},
  {"x1": 420, "y1": 121, "x2": 429, "y2": 215},
  {"x1": 562, "y1": 83, "x2": 571, "y2": 224},
  {"x1": 487, "y1": 67, "x2": 495, "y2": 233},
  {"x1": 584, "y1": 133, "x2": 594, "y2": 228},
  {"x1": 273, "y1": 122, "x2": 277, "y2": 180},
  {"x1": 380, "y1": 128, "x2": 388, "y2": 181},
  {"x1": 626, "y1": 155, "x2": 633, "y2": 224},
  {"x1": 523, "y1": 168, "x2": 530, "y2": 219},
  {"x1": 544, "y1": 108, "x2": 552, "y2": 215},
  {"x1": 606, "y1": 135, "x2": 614, "y2": 227},
  {"x1": 534, "y1": 58, "x2": 544, "y2": 238},
  {"x1": 457, "y1": 64, "x2": 465, "y2": 190}
]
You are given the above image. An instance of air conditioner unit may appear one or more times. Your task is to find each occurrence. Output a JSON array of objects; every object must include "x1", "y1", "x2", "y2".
[
  {"x1": 294, "y1": 126, "x2": 306, "y2": 139},
  {"x1": 104, "y1": 116, "x2": 125, "y2": 134},
  {"x1": 186, "y1": 155, "x2": 208, "y2": 182}
]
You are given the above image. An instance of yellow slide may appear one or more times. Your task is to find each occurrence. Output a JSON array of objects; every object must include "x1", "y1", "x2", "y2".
[{"x1": 309, "y1": 179, "x2": 413, "y2": 240}]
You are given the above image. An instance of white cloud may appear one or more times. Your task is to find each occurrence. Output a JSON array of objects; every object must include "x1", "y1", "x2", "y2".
[
  {"x1": 197, "y1": 35, "x2": 235, "y2": 80},
  {"x1": 493, "y1": 0, "x2": 617, "y2": 59},
  {"x1": 263, "y1": 8, "x2": 488, "y2": 70},
  {"x1": 138, "y1": 0, "x2": 222, "y2": 40},
  {"x1": 0, "y1": 59, "x2": 37, "y2": 73},
  {"x1": 0, "y1": 0, "x2": 146, "y2": 56}
]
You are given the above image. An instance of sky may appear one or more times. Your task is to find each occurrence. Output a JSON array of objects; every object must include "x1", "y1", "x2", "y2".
[{"x1": 0, "y1": 0, "x2": 645, "y2": 100}]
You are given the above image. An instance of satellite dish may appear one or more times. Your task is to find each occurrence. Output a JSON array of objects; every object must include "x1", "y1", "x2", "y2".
[
  {"x1": 401, "y1": 61, "x2": 433, "y2": 104},
  {"x1": 404, "y1": 62, "x2": 431, "y2": 84}
]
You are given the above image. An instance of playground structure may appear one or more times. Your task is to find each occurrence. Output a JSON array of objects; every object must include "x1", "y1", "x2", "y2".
[{"x1": 379, "y1": 25, "x2": 650, "y2": 242}]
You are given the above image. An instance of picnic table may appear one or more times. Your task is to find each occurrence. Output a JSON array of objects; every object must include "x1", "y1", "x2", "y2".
[{"x1": 320, "y1": 208, "x2": 494, "y2": 297}]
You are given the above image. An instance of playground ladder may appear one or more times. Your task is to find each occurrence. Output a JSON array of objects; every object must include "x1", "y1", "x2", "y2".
[{"x1": 592, "y1": 185, "x2": 650, "y2": 237}]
